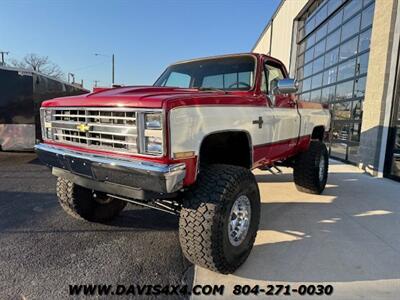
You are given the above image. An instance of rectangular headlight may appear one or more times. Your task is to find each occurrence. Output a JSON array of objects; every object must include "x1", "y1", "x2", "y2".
[
  {"x1": 144, "y1": 136, "x2": 163, "y2": 154},
  {"x1": 141, "y1": 112, "x2": 163, "y2": 155},
  {"x1": 44, "y1": 110, "x2": 52, "y2": 122},
  {"x1": 40, "y1": 109, "x2": 53, "y2": 140},
  {"x1": 144, "y1": 113, "x2": 162, "y2": 129}
]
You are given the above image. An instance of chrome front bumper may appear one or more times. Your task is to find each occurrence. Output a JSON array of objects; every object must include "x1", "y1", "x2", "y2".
[{"x1": 34, "y1": 143, "x2": 186, "y2": 197}]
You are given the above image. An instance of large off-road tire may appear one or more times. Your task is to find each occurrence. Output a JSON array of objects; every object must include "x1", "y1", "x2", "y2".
[
  {"x1": 56, "y1": 177, "x2": 126, "y2": 222},
  {"x1": 179, "y1": 164, "x2": 260, "y2": 274},
  {"x1": 293, "y1": 140, "x2": 329, "y2": 194}
]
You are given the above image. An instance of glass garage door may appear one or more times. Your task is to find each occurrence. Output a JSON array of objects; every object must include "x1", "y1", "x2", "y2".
[{"x1": 295, "y1": 0, "x2": 375, "y2": 163}]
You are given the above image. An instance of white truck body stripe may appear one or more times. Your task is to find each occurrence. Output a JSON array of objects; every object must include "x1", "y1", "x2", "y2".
[{"x1": 169, "y1": 106, "x2": 330, "y2": 157}]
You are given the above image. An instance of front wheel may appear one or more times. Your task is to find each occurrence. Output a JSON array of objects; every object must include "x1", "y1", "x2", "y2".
[
  {"x1": 293, "y1": 141, "x2": 329, "y2": 194},
  {"x1": 179, "y1": 164, "x2": 260, "y2": 274},
  {"x1": 56, "y1": 177, "x2": 127, "y2": 222}
]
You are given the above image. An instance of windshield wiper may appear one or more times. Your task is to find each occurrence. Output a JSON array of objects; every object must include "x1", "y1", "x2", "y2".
[{"x1": 197, "y1": 87, "x2": 228, "y2": 94}]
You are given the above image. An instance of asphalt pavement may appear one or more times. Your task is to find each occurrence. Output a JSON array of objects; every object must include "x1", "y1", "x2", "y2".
[
  {"x1": 2, "y1": 153, "x2": 399, "y2": 300},
  {"x1": 0, "y1": 152, "x2": 192, "y2": 300}
]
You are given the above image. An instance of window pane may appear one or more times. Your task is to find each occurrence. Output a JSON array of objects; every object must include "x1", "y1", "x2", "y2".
[
  {"x1": 299, "y1": 92, "x2": 310, "y2": 102},
  {"x1": 350, "y1": 122, "x2": 361, "y2": 141},
  {"x1": 359, "y1": 28, "x2": 372, "y2": 52},
  {"x1": 349, "y1": 124, "x2": 361, "y2": 161},
  {"x1": 306, "y1": 33, "x2": 316, "y2": 49},
  {"x1": 325, "y1": 47, "x2": 339, "y2": 68},
  {"x1": 394, "y1": 126, "x2": 400, "y2": 149},
  {"x1": 310, "y1": 89, "x2": 322, "y2": 102},
  {"x1": 328, "y1": 10, "x2": 343, "y2": 33},
  {"x1": 348, "y1": 144, "x2": 360, "y2": 164},
  {"x1": 314, "y1": 39, "x2": 326, "y2": 58},
  {"x1": 343, "y1": 0, "x2": 362, "y2": 21},
  {"x1": 356, "y1": 52, "x2": 370, "y2": 75},
  {"x1": 328, "y1": 0, "x2": 342, "y2": 15},
  {"x1": 393, "y1": 126, "x2": 400, "y2": 150},
  {"x1": 266, "y1": 64, "x2": 284, "y2": 92},
  {"x1": 364, "y1": 0, "x2": 374, "y2": 7},
  {"x1": 326, "y1": 28, "x2": 341, "y2": 51},
  {"x1": 397, "y1": 105, "x2": 400, "y2": 121},
  {"x1": 352, "y1": 100, "x2": 363, "y2": 120},
  {"x1": 315, "y1": 4, "x2": 328, "y2": 26},
  {"x1": 238, "y1": 72, "x2": 252, "y2": 86},
  {"x1": 165, "y1": 72, "x2": 191, "y2": 88},
  {"x1": 334, "y1": 101, "x2": 353, "y2": 120},
  {"x1": 332, "y1": 123, "x2": 351, "y2": 140},
  {"x1": 341, "y1": 14, "x2": 361, "y2": 41},
  {"x1": 322, "y1": 85, "x2": 336, "y2": 103},
  {"x1": 316, "y1": 24, "x2": 327, "y2": 42},
  {"x1": 202, "y1": 74, "x2": 223, "y2": 89},
  {"x1": 305, "y1": 16, "x2": 315, "y2": 35},
  {"x1": 159, "y1": 56, "x2": 256, "y2": 90},
  {"x1": 339, "y1": 36, "x2": 358, "y2": 61},
  {"x1": 323, "y1": 67, "x2": 338, "y2": 85},
  {"x1": 354, "y1": 76, "x2": 367, "y2": 97},
  {"x1": 312, "y1": 73, "x2": 323, "y2": 89},
  {"x1": 336, "y1": 80, "x2": 354, "y2": 100},
  {"x1": 224, "y1": 73, "x2": 237, "y2": 88},
  {"x1": 305, "y1": 47, "x2": 314, "y2": 63},
  {"x1": 331, "y1": 141, "x2": 348, "y2": 159},
  {"x1": 303, "y1": 77, "x2": 312, "y2": 91},
  {"x1": 297, "y1": 79, "x2": 304, "y2": 93},
  {"x1": 313, "y1": 56, "x2": 324, "y2": 74},
  {"x1": 361, "y1": 3, "x2": 375, "y2": 29},
  {"x1": 337, "y1": 58, "x2": 356, "y2": 81},
  {"x1": 304, "y1": 62, "x2": 313, "y2": 78},
  {"x1": 261, "y1": 71, "x2": 267, "y2": 93}
]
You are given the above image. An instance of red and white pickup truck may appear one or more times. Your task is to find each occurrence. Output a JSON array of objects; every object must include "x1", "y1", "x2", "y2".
[{"x1": 35, "y1": 53, "x2": 330, "y2": 274}]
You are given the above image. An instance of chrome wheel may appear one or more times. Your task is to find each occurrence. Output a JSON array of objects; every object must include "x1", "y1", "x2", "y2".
[
  {"x1": 319, "y1": 154, "x2": 326, "y2": 182},
  {"x1": 228, "y1": 195, "x2": 251, "y2": 246}
]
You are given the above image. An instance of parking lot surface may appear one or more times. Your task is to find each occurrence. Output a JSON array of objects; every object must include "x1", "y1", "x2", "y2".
[
  {"x1": 0, "y1": 153, "x2": 191, "y2": 300},
  {"x1": 195, "y1": 161, "x2": 400, "y2": 299},
  {"x1": 2, "y1": 153, "x2": 400, "y2": 300}
]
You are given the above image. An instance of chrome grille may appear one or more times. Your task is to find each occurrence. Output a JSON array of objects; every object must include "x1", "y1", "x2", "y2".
[{"x1": 44, "y1": 108, "x2": 139, "y2": 153}]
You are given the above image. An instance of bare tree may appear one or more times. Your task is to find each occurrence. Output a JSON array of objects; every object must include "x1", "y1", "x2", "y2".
[{"x1": 10, "y1": 53, "x2": 65, "y2": 80}]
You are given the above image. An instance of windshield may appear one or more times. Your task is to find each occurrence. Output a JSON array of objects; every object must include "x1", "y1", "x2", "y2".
[{"x1": 154, "y1": 55, "x2": 256, "y2": 91}]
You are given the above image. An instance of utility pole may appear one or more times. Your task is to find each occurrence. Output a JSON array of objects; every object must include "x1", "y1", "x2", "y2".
[
  {"x1": 112, "y1": 54, "x2": 115, "y2": 85},
  {"x1": 0, "y1": 51, "x2": 9, "y2": 65},
  {"x1": 94, "y1": 80, "x2": 100, "y2": 87},
  {"x1": 94, "y1": 53, "x2": 115, "y2": 86}
]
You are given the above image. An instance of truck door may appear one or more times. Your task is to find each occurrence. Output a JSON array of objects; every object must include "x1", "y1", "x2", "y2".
[{"x1": 263, "y1": 59, "x2": 300, "y2": 159}]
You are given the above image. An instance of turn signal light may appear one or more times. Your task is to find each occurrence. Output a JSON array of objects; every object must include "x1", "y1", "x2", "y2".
[{"x1": 173, "y1": 151, "x2": 195, "y2": 159}]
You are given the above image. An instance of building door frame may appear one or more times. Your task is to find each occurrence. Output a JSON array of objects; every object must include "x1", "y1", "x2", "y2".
[{"x1": 384, "y1": 45, "x2": 400, "y2": 181}]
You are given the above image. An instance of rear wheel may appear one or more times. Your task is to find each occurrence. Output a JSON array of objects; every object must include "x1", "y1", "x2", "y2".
[
  {"x1": 293, "y1": 141, "x2": 329, "y2": 194},
  {"x1": 56, "y1": 177, "x2": 126, "y2": 222},
  {"x1": 179, "y1": 164, "x2": 260, "y2": 274}
]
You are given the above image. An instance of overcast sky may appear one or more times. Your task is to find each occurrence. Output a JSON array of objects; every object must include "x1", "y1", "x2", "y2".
[{"x1": 0, "y1": 0, "x2": 280, "y2": 89}]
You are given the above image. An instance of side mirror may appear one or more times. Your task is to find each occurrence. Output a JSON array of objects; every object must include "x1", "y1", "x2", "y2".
[{"x1": 273, "y1": 78, "x2": 298, "y2": 95}]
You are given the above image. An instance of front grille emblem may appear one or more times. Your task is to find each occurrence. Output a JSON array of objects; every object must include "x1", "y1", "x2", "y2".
[{"x1": 76, "y1": 123, "x2": 90, "y2": 133}]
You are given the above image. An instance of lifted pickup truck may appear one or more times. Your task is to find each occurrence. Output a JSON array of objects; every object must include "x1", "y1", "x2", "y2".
[{"x1": 35, "y1": 53, "x2": 330, "y2": 274}]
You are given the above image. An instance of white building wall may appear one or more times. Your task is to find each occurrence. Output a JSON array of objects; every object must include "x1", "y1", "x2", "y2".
[
  {"x1": 253, "y1": 26, "x2": 272, "y2": 55},
  {"x1": 252, "y1": 0, "x2": 308, "y2": 68}
]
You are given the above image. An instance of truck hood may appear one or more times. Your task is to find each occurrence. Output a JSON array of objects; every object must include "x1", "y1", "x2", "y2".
[{"x1": 41, "y1": 86, "x2": 229, "y2": 109}]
